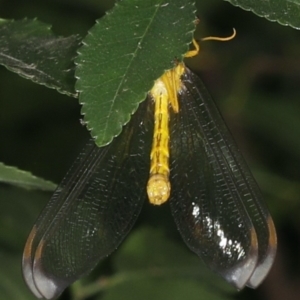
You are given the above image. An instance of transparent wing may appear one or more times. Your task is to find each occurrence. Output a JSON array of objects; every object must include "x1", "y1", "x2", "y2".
[
  {"x1": 169, "y1": 68, "x2": 276, "y2": 289},
  {"x1": 22, "y1": 99, "x2": 154, "y2": 299}
]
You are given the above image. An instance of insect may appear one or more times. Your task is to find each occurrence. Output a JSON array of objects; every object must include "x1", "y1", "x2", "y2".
[{"x1": 22, "y1": 34, "x2": 277, "y2": 300}]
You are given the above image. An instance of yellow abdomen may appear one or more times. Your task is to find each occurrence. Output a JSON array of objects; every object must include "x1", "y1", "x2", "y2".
[{"x1": 147, "y1": 65, "x2": 184, "y2": 205}]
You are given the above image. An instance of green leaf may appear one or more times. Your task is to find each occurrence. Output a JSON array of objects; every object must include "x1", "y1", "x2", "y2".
[
  {"x1": 224, "y1": 0, "x2": 300, "y2": 29},
  {"x1": 245, "y1": 94, "x2": 300, "y2": 159},
  {"x1": 0, "y1": 18, "x2": 81, "y2": 97},
  {"x1": 76, "y1": 0, "x2": 196, "y2": 146},
  {"x1": 101, "y1": 278, "x2": 232, "y2": 300},
  {"x1": 0, "y1": 187, "x2": 48, "y2": 251},
  {"x1": 114, "y1": 227, "x2": 202, "y2": 272},
  {"x1": 73, "y1": 227, "x2": 233, "y2": 299},
  {"x1": 0, "y1": 162, "x2": 56, "y2": 191},
  {"x1": 114, "y1": 227, "x2": 231, "y2": 291},
  {"x1": 101, "y1": 227, "x2": 232, "y2": 300},
  {"x1": 253, "y1": 167, "x2": 300, "y2": 215}
]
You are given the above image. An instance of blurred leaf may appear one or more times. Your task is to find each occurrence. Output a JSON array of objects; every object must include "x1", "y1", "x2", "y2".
[
  {"x1": 244, "y1": 95, "x2": 300, "y2": 159},
  {"x1": 253, "y1": 167, "x2": 300, "y2": 216},
  {"x1": 0, "y1": 162, "x2": 56, "y2": 191},
  {"x1": 0, "y1": 186, "x2": 48, "y2": 251},
  {"x1": 0, "y1": 18, "x2": 81, "y2": 97},
  {"x1": 225, "y1": 0, "x2": 300, "y2": 29},
  {"x1": 74, "y1": 227, "x2": 233, "y2": 299},
  {"x1": 101, "y1": 278, "x2": 232, "y2": 300},
  {"x1": 75, "y1": 0, "x2": 196, "y2": 146},
  {"x1": 114, "y1": 227, "x2": 202, "y2": 272},
  {"x1": 0, "y1": 251, "x2": 37, "y2": 300},
  {"x1": 114, "y1": 227, "x2": 232, "y2": 290}
]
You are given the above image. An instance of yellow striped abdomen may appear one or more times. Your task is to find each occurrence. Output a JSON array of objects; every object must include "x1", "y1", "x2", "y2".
[
  {"x1": 147, "y1": 80, "x2": 171, "y2": 205},
  {"x1": 147, "y1": 65, "x2": 184, "y2": 205}
]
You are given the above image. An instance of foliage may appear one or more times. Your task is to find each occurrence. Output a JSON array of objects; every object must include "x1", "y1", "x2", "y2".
[
  {"x1": 225, "y1": 0, "x2": 300, "y2": 28},
  {"x1": 75, "y1": 0, "x2": 195, "y2": 146}
]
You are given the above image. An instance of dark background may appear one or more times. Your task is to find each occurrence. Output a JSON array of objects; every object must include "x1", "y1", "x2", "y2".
[{"x1": 0, "y1": 0, "x2": 300, "y2": 299}]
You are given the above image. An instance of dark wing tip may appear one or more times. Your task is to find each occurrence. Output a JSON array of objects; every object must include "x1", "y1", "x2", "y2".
[
  {"x1": 23, "y1": 226, "x2": 45, "y2": 298},
  {"x1": 22, "y1": 228, "x2": 66, "y2": 300},
  {"x1": 32, "y1": 240, "x2": 66, "y2": 299},
  {"x1": 32, "y1": 262, "x2": 65, "y2": 300},
  {"x1": 247, "y1": 216, "x2": 277, "y2": 288},
  {"x1": 23, "y1": 257, "x2": 44, "y2": 299},
  {"x1": 221, "y1": 226, "x2": 259, "y2": 290}
]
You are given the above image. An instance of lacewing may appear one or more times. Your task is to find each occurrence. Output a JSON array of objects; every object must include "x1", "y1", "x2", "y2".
[{"x1": 22, "y1": 40, "x2": 277, "y2": 299}]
